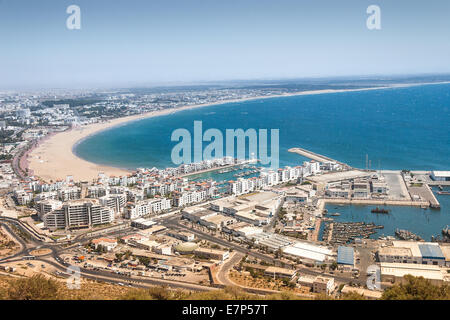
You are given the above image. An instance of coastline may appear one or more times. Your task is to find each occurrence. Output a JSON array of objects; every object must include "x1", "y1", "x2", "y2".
[{"x1": 26, "y1": 81, "x2": 450, "y2": 182}]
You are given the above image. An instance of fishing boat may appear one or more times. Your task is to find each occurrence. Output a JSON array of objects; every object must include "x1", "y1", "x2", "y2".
[
  {"x1": 330, "y1": 212, "x2": 341, "y2": 216},
  {"x1": 371, "y1": 207, "x2": 389, "y2": 214}
]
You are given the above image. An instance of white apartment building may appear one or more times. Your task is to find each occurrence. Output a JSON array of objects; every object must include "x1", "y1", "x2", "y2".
[
  {"x1": 35, "y1": 199, "x2": 62, "y2": 219},
  {"x1": 43, "y1": 200, "x2": 114, "y2": 230},
  {"x1": 14, "y1": 189, "x2": 33, "y2": 205},
  {"x1": 173, "y1": 190, "x2": 206, "y2": 207},
  {"x1": 99, "y1": 193, "x2": 127, "y2": 215},
  {"x1": 124, "y1": 198, "x2": 171, "y2": 219},
  {"x1": 58, "y1": 187, "x2": 81, "y2": 201}
]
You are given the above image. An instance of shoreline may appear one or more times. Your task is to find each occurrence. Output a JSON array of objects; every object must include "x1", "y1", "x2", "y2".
[{"x1": 26, "y1": 81, "x2": 450, "y2": 182}]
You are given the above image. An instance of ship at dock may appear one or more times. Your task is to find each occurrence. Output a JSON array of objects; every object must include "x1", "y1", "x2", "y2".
[
  {"x1": 442, "y1": 226, "x2": 450, "y2": 239},
  {"x1": 395, "y1": 228, "x2": 423, "y2": 241}
]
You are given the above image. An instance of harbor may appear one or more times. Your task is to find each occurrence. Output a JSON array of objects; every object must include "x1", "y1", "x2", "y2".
[
  {"x1": 288, "y1": 147, "x2": 349, "y2": 168},
  {"x1": 322, "y1": 221, "x2": 384, "y2": 245},
  {"x1": 323, "y1": 195, "x2": 450, "y2": 241}
]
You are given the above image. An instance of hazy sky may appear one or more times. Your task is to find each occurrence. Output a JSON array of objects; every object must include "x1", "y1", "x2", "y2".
[{"x1": 1, "y1": 0, "x2": 450, "y2": 88}]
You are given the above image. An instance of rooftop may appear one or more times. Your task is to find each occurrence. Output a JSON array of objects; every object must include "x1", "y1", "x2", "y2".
[{"x1": 337, "y1": 246, "x2": 355, "y2": 265}]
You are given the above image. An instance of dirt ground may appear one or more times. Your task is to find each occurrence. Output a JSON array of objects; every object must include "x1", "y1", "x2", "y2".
[{"x1": 0, "y1": 228, "x2": 20, "y2": 258}]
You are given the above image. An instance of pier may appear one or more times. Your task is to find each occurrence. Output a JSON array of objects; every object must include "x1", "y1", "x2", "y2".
[
  {"x1": 323, "y1": 198, "x2": 430, "y2": 207},
  {"x1": 288, "y1": 147, "x2": 349, "y2": 167}
]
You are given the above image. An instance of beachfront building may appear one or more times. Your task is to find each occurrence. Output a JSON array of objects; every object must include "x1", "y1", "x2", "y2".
[
  {"x1": 87, "y1": 185, "x2": 108, "y2": 198},
  {"x1": 42, "y1": 199, "x2": 114, "y2": 230}
]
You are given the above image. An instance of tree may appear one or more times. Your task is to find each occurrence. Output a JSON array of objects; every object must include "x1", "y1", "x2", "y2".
[
  {"x1": 382, "y1": 275, "x2": 450, "y2": 300},
  {"x1": 6, "y1": 274, "x2": 60, "y2": 300},
  {"x1": 330, "y1": 261, "x2": 338, "y2": 271}
]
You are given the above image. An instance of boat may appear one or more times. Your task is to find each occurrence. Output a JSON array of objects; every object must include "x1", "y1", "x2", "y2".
[
  {"x1": 442, "y1": 226, "x2": 450, "y2": 239},
  {"x1": 330, "y1": 212, "x2": 341, "y2": 216},
  {"x1": 437, "y1": 191, "x2": 450, "y2": 195},
  {"x1": 395, "y1": 229, "x2": 423, "y2": 241},
  {"x1": 371, "y1": 207, "x2": 389, "y2": 214}
]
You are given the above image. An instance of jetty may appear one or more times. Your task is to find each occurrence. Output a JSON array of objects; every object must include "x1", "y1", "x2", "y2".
[{"x1": 288, "y1": 147, "x2": 349, "y2": 168}]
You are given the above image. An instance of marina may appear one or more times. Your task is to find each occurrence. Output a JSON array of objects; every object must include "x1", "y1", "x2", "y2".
[
  {"x1": 322, "y1": 221, "x2": 384, "y2": 245},
  {"x1": 323, "y1": 196, "x2": 450, "y2": 241}
]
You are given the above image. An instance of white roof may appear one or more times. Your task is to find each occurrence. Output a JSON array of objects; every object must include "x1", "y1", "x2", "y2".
[
  {"x1": 282, "y1": 242, "x2": 332, "y2": 262},
  {"x1": 283, "y1": 246, "x2": 326, "y2": 262},
  {"x1": 432, "y1": 171, "x2": 450, "y2": 177}
]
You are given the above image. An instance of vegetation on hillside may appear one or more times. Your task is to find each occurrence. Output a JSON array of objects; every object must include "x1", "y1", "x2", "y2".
[{"x1": 0, "y1": 273, "x2": 449, "y2": 300}]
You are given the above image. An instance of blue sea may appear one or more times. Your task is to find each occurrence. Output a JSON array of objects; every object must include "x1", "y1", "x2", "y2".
[
  {"x1": 75, "y1": 83, "x2": 450, "y2": 239},
  {"x1": 75, "y1": 83, "x2": 450, "y2": 171}
]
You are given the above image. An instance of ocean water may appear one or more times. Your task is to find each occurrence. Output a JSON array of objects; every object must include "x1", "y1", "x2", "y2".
[
  {"x1": 75, "y1": 83, "x2": 450, "y2": 239},
  {"x1": 75, "y1": 83, "x2": 450, "y2": 171},
  {"x1": 322, "y1": 187, "x2": 450, "y2": 242}
]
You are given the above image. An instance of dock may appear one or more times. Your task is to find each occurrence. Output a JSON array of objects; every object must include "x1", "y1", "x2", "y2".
[
  {"x1": 323, "y1": 198, "x2": 430, "y2": 207},
  {"x1": 288, "y1": 147, "x2": 349, "y2": 168}
]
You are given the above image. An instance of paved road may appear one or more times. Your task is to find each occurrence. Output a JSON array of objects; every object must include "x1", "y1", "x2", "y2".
[
  {"x1": 163, "y1": 216, "x2": 365, "y2": 285},
  {"x1": 216, "y1": 252, "x2": 244, "y2": 286}
]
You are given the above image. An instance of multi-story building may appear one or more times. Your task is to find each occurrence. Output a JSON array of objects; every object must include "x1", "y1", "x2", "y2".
[
  {"x1": 58, "y1": 186, "x2": 81, "y2": 201},
  {"x1": 124, "y1": 197, "x2": 171, "y2": 219},
  {"x1": 34, "y1": 199, "x2": 62, "y2": 219},
  {"x1": 42, "y1": 200, "x2": 114, "y2": 230},
  {"x1": 99, "y1": 193, "x2": 127, "y2": 215}
]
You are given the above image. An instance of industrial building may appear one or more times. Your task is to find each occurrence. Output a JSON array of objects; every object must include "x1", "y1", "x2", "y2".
[
  {"x1": 131, "y1": 218, "x2": 156, "y2": 229},
  {"x1": 282, "y1": 241, "x2": 333, "y2": 263},
  {"x1": 193, "y1": 247, "x2": 229, "y2": 262},
  {"x1": 337, "y1": 246, "x2": 355, "y2": 270},
  {"x1": 378, "y1": 241, "x2": 447, "y2": 266},
  {"x1": 430, "y1": 171, "x2": 450, "y2": 182},
  {"x1": 380, "y1": 262, "x2": 450, "y2": 286}
]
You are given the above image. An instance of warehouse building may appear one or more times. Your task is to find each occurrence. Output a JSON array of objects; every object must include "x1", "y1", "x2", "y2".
[
  {"x1": 380, "y1": 262, "x2": 450, "y2": 286},
  {"x1": 378, "y1": 241, "x2": 446, "y2": 266},
  {"x1": 430, "y1": 171, "x2": 450, "y2": 182},
  {"x1": 337, "y1": 246, "x2": 355, "y2": 270},
  {"x1": 282, "y1": 241, "x2": 333, "y2": 263}
]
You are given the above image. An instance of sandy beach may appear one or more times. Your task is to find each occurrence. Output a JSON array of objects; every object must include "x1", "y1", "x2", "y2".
[{"x1": 26, "y1": 82, "x2": 446, "y2": 182}]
